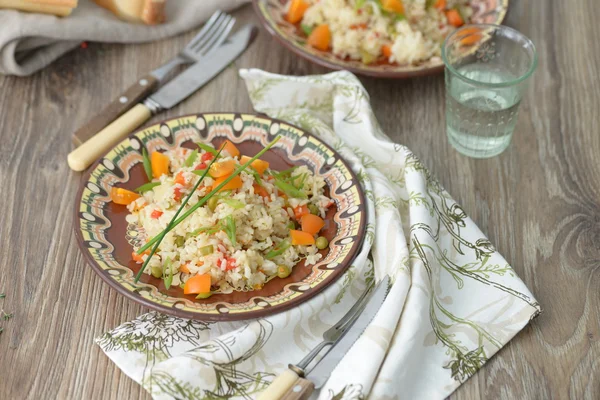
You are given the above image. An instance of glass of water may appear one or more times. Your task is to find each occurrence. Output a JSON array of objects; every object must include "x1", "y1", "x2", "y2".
[{"x1": 442, "y1": 24, "x2": 537, "y2": 158}]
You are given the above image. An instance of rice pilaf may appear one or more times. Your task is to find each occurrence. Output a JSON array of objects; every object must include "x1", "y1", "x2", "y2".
[
  {"x1": 121, "y1": 142, "x2": 333, "y2": 296},
  {"x1": 290, "y1": 0, "x2": 473, "y2": 65}
]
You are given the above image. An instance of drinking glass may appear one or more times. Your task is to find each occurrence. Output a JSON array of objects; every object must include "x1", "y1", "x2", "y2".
[{"x1": 442, "y1": 24, "x2": 537, "y2": 158}]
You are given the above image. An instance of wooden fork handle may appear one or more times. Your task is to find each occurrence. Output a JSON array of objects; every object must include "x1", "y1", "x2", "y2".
[
  {"x1": 257, "y1": 369, "x2": 314, "y2": 400},
  {"x1": 71, "y1": 74, "x2": 158, "y2": 146},
  {"x1": 280, "y1": 378, "x2": 314, "y2": 400}
]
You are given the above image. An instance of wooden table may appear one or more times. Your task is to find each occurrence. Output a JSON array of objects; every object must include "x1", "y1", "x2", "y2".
[{"x1": 1, "y1": 3, "x2": 598, "y2": 399}]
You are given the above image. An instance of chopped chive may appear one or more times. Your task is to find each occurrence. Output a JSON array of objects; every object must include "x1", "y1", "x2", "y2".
[
  {"x1": 189, "y1": 226, "x2": 219, "y2": 237},
  {"x1": 220, "y1": 199, "x2": 245, "y2": 209},
  {"x1": 266, "y1": 239, "x2": 291, "y2": 259},
  {"x1": 274, "y1": 179, "x2": 308, "y2": 199},
  {"x1": 277, "y1": 166, "x2": 298, "y2": 177},
  {"x1": 223, "y1": 215, "x2": 237, "y2": 245},
  {"x1": 135, "y1": 181, "x2": 161, "y2": 193},
  {"x1": 301, "y1": 24, "x2": 313, "y2": 36},
  {"x1": 184, "y1": 149, "x2": 198, "y2": 167},
  {"x1": 196, "y1": 142, "x2": 218, "y2": 156},
  {"x1": 192, "y1": 169, "x2": 207, "y2": 176},
  {"x1": 142, "y1": 148, "x2": 153, "y2": 181},
  {"x1": 292, "y1": 172, "x2": 307, "y2": 189},
  {"x1": 300, "y1": 173, "x2": 308, "y2": 186},
  {"x1": 136, "y1": 136, "x2": 282, "y2": 258},
  {"x1": 0, "y1": 293, "x2": 5, "y2": 299}
]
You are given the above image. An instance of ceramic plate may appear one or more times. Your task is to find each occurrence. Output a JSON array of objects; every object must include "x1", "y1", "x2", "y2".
[
  {"x1": 74, "y1": 113, "x2": 366, "y2": 321},
  {"x1": 253, "y1": 0, "x2": 509, "y2": 78}
]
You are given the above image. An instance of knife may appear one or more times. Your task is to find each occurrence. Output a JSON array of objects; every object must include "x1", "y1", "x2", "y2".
[
  {"x1": 257, "y1": 276, "x2": 391, "y2": 400},
  {"x1": 67, "y1": 24, "x2": 256, "y2": 172}
]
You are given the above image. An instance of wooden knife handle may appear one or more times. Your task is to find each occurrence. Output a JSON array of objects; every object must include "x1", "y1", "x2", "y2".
[
  {"x1": 67, "y1": 103, "x2": 152, "y2": 171},
  {"x1": 257, "y1": 369, "x2": 314, "y2": 400},
  {"x1": 71, "y1": 74, "x2": 158, "y2": 147}
]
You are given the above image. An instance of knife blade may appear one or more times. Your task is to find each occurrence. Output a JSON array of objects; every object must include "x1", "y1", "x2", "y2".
[
  {"x1": 67, "y1": 24, "x2": 256, "y2": 172},
  {"x1": 257, "y1": 276, "x2": 390, "y2": 400},
  {"x1": 307, "y1": 275, "x2": 390, "y2": 388}
]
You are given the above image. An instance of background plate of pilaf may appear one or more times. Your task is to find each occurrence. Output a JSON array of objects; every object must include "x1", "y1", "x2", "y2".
[
  {"x1": 74, "y1": 113, "x2": 367, "y2": 321},
  {"x1": 253, "y1": 0, "x2": 508, "y2": 78}
]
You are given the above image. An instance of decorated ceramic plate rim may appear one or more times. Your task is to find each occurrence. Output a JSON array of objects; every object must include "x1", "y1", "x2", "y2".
[
  {"x1": 74, "y1": 112, "x2": 366, "y2": 321},
  {"x1": 252, "y1": 0, "x2": 509, "y2": 79}
]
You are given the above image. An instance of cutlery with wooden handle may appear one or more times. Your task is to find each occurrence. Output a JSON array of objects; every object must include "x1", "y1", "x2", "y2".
[
  {"x1": 67, "y1": 25, "x2": 256, "y2": 172},
  {"x1": 71, "y1": 10, "x2": 235, "y2": 146},
  {"x1": 257, "y1": 276, "x2": 390, "y2": 400}
]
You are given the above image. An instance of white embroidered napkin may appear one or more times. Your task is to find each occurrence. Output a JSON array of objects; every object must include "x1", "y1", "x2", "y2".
[{"x1": 96, "y1": 69, "x2": 540, "y2": 400}]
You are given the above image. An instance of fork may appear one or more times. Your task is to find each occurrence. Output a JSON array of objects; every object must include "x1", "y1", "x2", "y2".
[
  {"x1": 72, "y1": 11, "x2": 236, "y2": 146},
  {"x1": 291, "y1": 282, "x2": 374, "y2": 374}
]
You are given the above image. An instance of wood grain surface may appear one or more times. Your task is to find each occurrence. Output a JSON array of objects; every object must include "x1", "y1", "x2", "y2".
[{"x1": 1, "y1": 3, "x2": 598, "y2": 399}]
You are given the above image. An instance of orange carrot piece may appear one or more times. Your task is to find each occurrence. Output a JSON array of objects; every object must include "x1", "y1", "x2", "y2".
[
  {"x1": 131, "y1": 251, "x2": 144, "y2": 263},
  {"x1": 240, "y1": 155, "x2": 270, "y2": 175},
  {"x1": 290, "y1": 229, "x2": 316, "y2": 246},
  {"x1": 460, "y1": 32, "x2": 482, "y2": 45},
  {"x1": 184, "y1": 274, "x2": 211, "y2": 294},
  {"x1": 209, "y1": 160, "x2": 236, "y2": 178},
  {"x1": 222, "y1": 140, "x2": 240, "y2": 158},
  {"x1": 173, "y1": 187, "x2": 183, "y2": 202},
  {"x1": 110, "y1": 187, "x2": 140, "y2": 205},
  {"x1": 445, "y1": 9, "x2": 464, "y2": 27},
  {"x1": 286, "y1": 0, "x2": 309, "y2": 24},
  {"x1": 456, "y1": 27, "x2": 482, "y2": 45},
  {"x1": 293, "y1": 205, "x2": 310, "y2": 220},
  {"x1": 382, "y1": 44, "x2": 393, "y2": 58},
  {"x1": 151, "y1": 151, "x2": 170, "y2": 178},
  {"x1": 175, "y1": 171, "x2": 186, "y2": 185},
  {"x1": 307, "y1": 24, "x2": 331, "y2": 51},
  {"x1": 213, "y1": 175, "x2": 243, "y2": 192},
  {"x1": 131, "y1": 249, "x2": 150, "y2": 264},
  {"x1": 434, "y1": 0, "x2": 446, "y2": 9},
  {"x1": 382, "y1": 0, "x2": 404, "y2": 14},
  {"x1": 457, "y1": 27, "x2": 481, "y2": 36},
  {"x1": 350, "y1": 23, "x2": 368, "y2": 30},
  {"x1": 179, "y1": 263, "x2": 191, "y2": 274},
  {"x1": 253, "y1": 184, "x2": 269, "y2": 199},
  {"x1": 151, "y1": 209, "x2": 163, "y2": 219},
  {"x1": 301, "y1": 214, "x2": 325, "y2": 235}
]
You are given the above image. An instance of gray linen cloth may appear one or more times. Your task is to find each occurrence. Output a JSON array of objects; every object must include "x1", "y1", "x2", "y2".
[{"x1": 0, "y1": 0, "x2": 249, "y2": 76}]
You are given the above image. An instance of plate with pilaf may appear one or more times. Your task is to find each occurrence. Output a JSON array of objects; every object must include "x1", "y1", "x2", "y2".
[
  {"x1": 74, "y1": 113, "x2": 366, "y2": 321},
  {"x1": 253, "y1": 0, "x2": 508, "y2": 78}
]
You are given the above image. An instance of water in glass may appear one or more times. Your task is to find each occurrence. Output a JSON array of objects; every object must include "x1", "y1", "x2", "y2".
[{"x1": 446, "y1": 65, "x2": 521, "y2": 157}]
